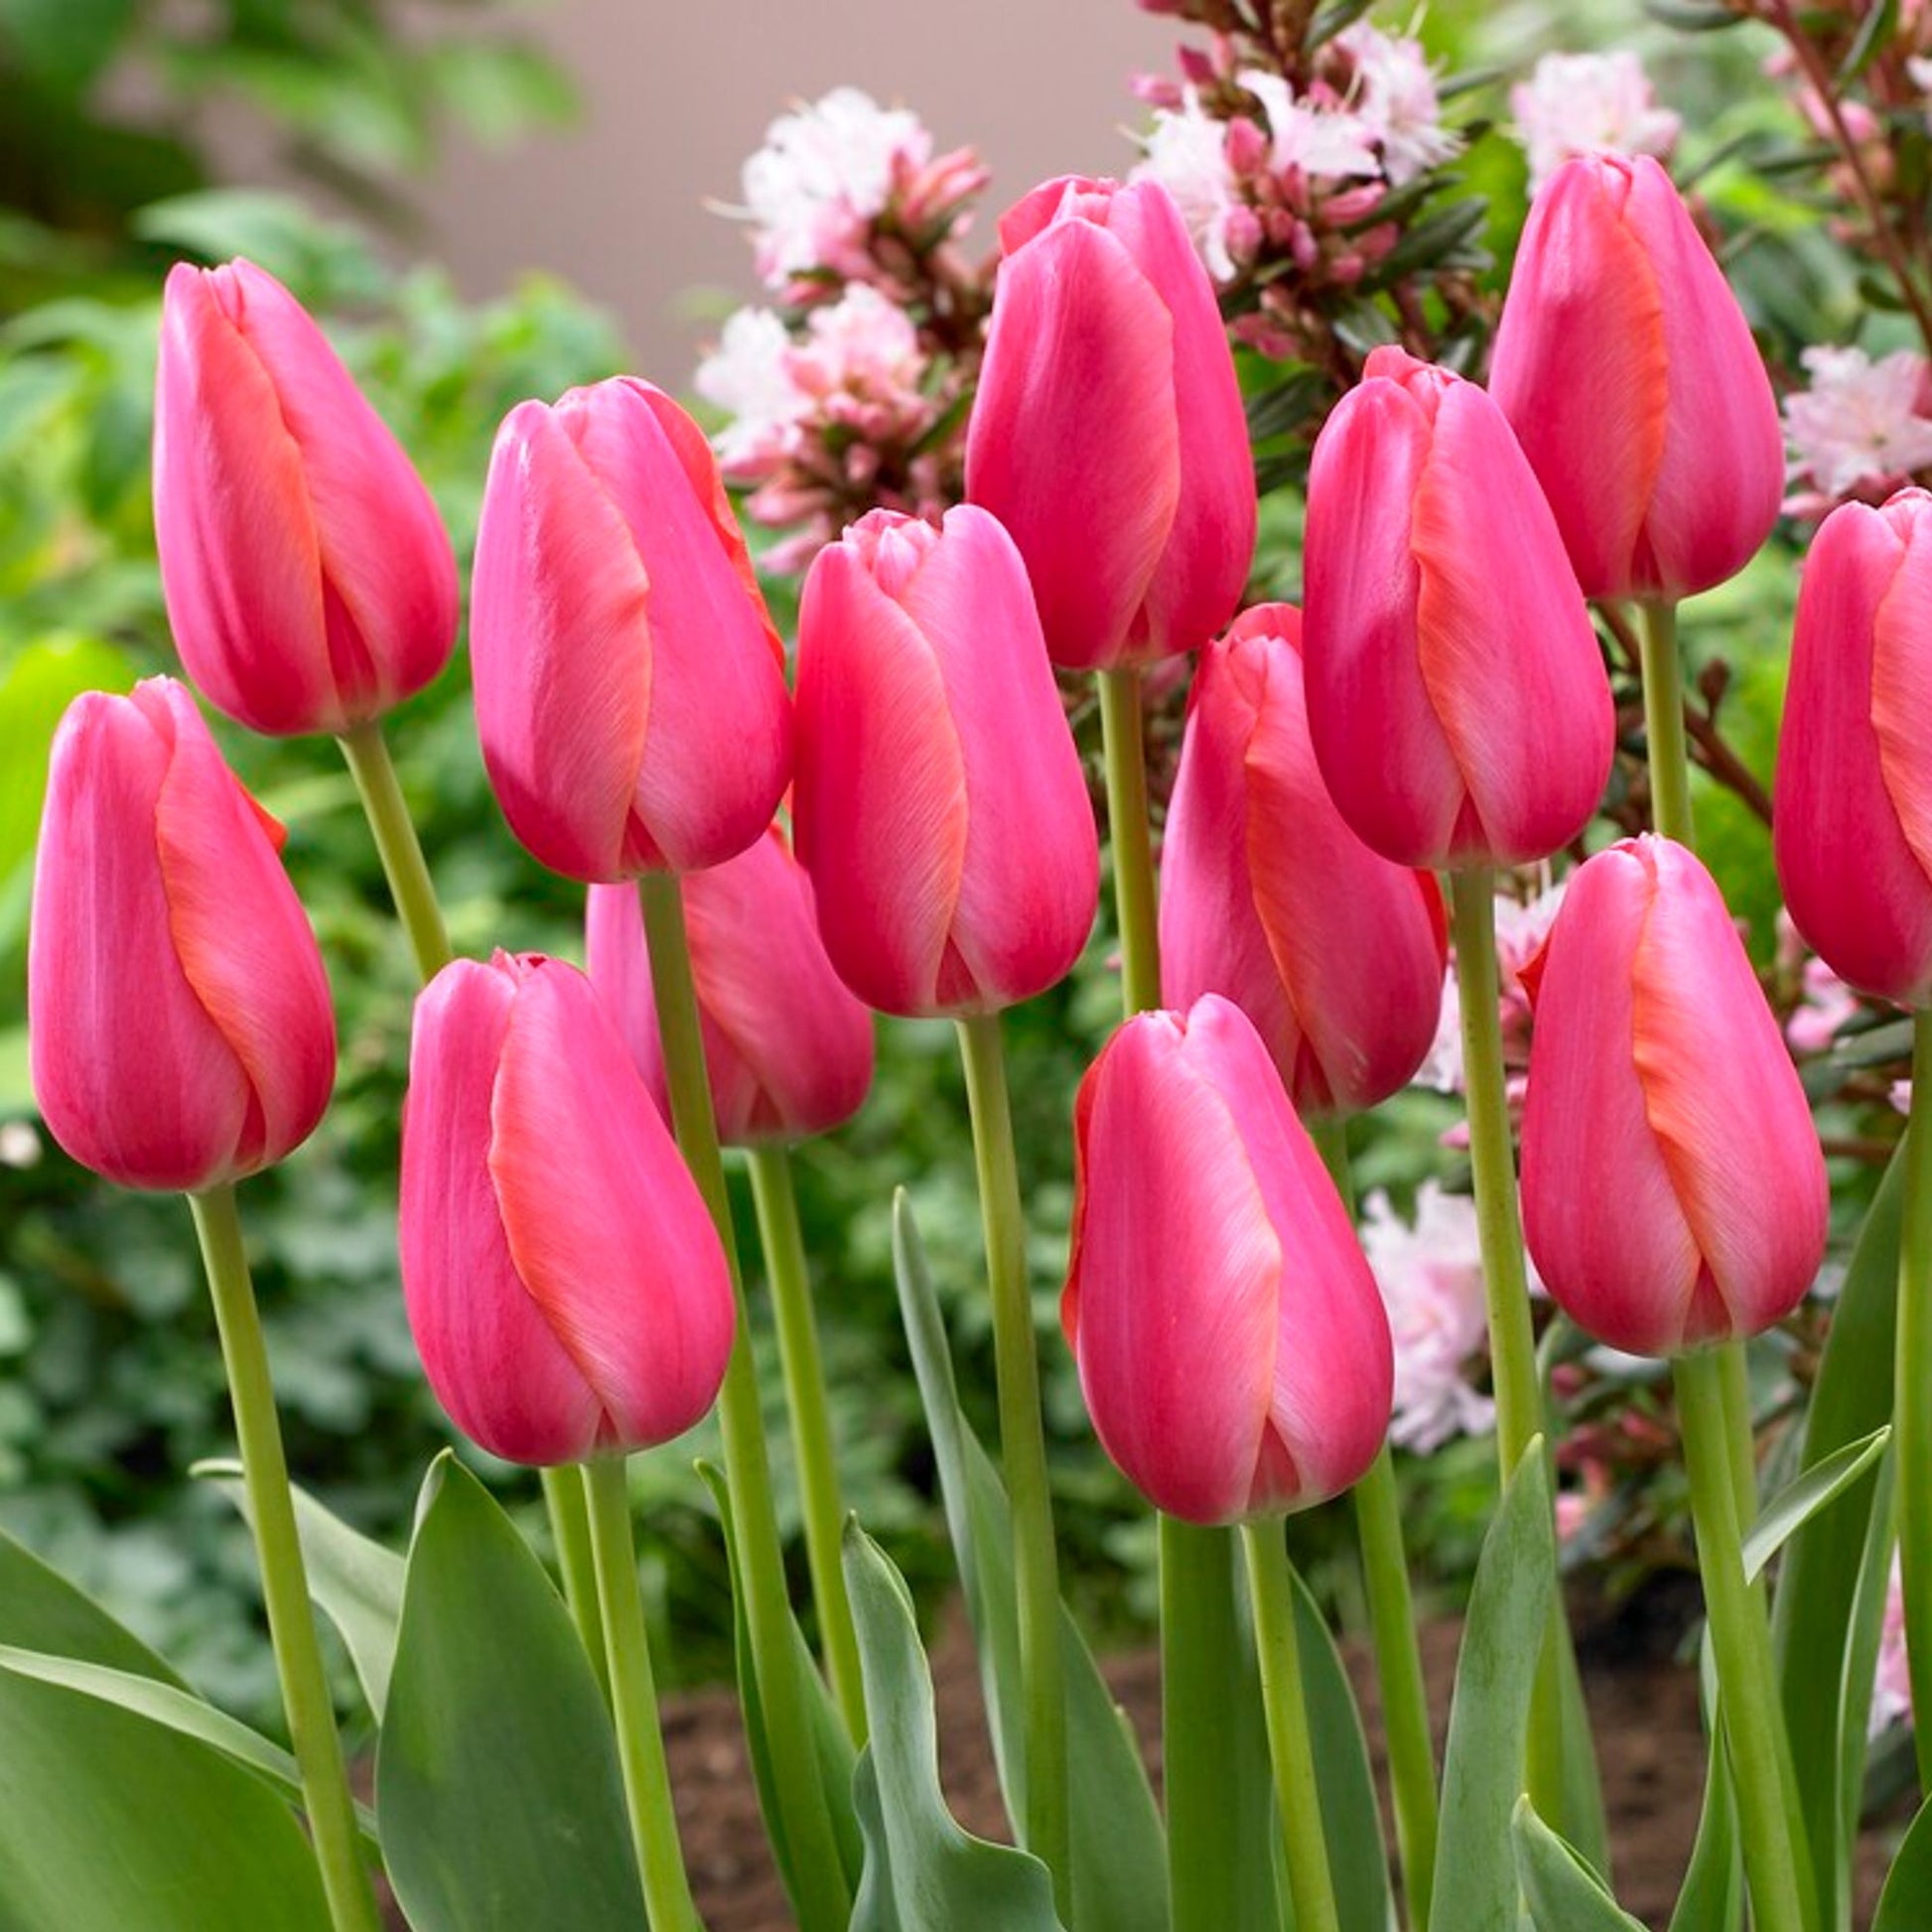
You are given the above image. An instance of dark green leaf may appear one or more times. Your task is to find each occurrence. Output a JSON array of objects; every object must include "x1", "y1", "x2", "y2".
[
  {"x1": 1873, "y1": 1796, "x2": 1932, "y2": 1930},
  {"x1": 1840, "y1": 0, "x2": 1900, "y2": 82},
  {"x1": 1513, "y1": 1799, "x2": 1646, "y2": 1930},
  {"x1": 1641, "y1": 0, "x2": 1744, "y2": 28},
  {"x1": 1743, "y1": 1427, "x2": 1890, "y2": 1583},
  {"x1": 1368, "y1": 200, "x2": 1490, "y2": 286}
]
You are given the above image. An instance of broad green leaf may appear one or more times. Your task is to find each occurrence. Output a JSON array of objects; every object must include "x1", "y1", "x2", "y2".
[
  {"x1": 194, "y1": 1457, "x2": 404, "y2": 1719},
  {"x1": 1513, "y1": 1799, "x2": 1646, "y2": 1931},
  {"x1": 1429, "y1": 1440, "x2": 1556, "y2": 1932},
  {"x1": 843, "y1": 1523, "x2": 1064, "y2": 1932},
  {"x1": 375, "y1": 1452, "x2": 644, "y2": 1931},
  {"x1": 0, "y1": 1522, "x2": 333, "y2": 1932},
  {"x1": 1774, "y1": 1150, "x2": 1902, "y2": 1932},
  {"x1": 893, "y1": 1192, "x2": 1178, "y2": 1932},
  {"x1": 1873, "y1": 1797, "x2": 1932, "y2": 1931},
  {"x1": 1744, "y1": 1427, "x2": 1891, "y2": 1584}
]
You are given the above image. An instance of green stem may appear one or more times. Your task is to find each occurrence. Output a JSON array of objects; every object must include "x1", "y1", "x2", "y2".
[
  {"x1": 1634, "y1": 600, "x2": 1694, "y2": 851},
  {"x1": 1897, "y1": 1010, "x2": 1932, "y2": 1794},
  {"x1": 336, "y1": 721, "x2": 453, "y2": 981},
  {"x1": 637, "y1": 872, "x2": 852, "y2": 1931},
  {"x1": 188, "y1": 1187, "x2": 379, "y2": 1932},
  {"x1": 955, "y1": 1010, "x2": 1071, "y2": 1913},
  {"x1": 542, "y1": 1465, "x2": 610, "y2": 1703},
  {"x1": 582, "y1": 1457, "x2": 703, "y2": 1932},
  {"x1": 1097, "y1": 667, "x2": 1163, "y2": 1013},
  {"x1": 745, "y1": 1143, "x2": 867, "y2": 1745},
  {"x1": 1241, "y1": 1522, "x2": 1342, "y2": 1932},
  {"x1": 1676, "y1": 1350, "x2": 1811, "y2": 1932}
]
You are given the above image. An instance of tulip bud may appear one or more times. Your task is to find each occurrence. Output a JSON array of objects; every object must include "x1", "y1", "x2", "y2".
[
  {"x1": 1302, "y1": 345, "x2": 1613, "y2": 871},
  {"x1": 1061, "y1": 995, "x2": 1394, "y2": 1525},
  {"x1": 1775, "y1": 488, "x2": 1932, "y2": 1007},
  {"x1": 471, "y1": 376, "x2": 792, "y2": 883},
  {"x1": 1520, "y1": 837, "x2": 1827, "y2": 1357},
  {"x1": 586, "y1": 827, "x2": 875, "y2": 1146},
  {"x1": 792, "y1": 505, "x2": 1099, "y2": 1017},
  {"x1": 1490, "y1": 153, "x2": 1782, "y2": 604},
  {"x1": 154, "y1": 259, "x2": 459, "y2": 738},
  {"x1": 400, "y1": 952, "x2": 736, "y2": 1465},
  {"x1": 965, "y1": 175, "x2": 1256, "y2": 670},
  {"x1": 1161, "y1": 605, "x2": 1447, "y2": 1115},
  {"x1": 29, "y1": 677, "x2": 336, "y2": 1191}
]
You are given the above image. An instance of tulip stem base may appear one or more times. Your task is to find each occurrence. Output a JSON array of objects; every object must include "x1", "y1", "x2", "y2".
[
  {"x1": 1241, "y1": 1521, "x2": 1342, "y2": 1932},
  {"x1": 955, "y1": 1010, "x2": 1070, "y2": 1913},
  {"x1": 1676, "y1": 1349, "x2": 1811, "y2": 1932},
  {"x1": 582, "y1": 1456, "x2": 702, "y2": 1932},
  {"x1": 1097, "y1": 667, "x2": 1163, "y2": 1013},
  {"x1": 188, "y1": 1185, "x2": 379, "y2": 1932},
  {"x1": 336, "y1": 721, "x2": 453, "y2": 981},
  {"x1": 745, "y1": 1143, "x2": 867, "y2": 1746},
  {"x1": 1898, "y1": 1010, "x2": 1932, "y2": 1795},
  {"x1": 1634, "y1": 600, "x2": 1695, "y2": 848},
  {"x1": 639, "y1": 872, "x2": 853, "y2": 1932},
  {"x1": 541, "y1": 1466, "x2": 609, "y2": 1701}
]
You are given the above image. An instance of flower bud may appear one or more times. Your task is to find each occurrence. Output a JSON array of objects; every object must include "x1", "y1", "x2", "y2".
[
  {"x1": 471, "y1": 377, "x2": 792, "y2": 882},
  {"x1": 1775, "y1": 488, "x2": 1932, "y2": 1007},
  {"x1": 1161, "y1": 604, "x2": 1447, "y2": 1114},
  {"x1": 1302, "y1": 346, "x2": 1613, "y2": 870},
  {"x1": 1520, "y1": 837, "x2": 1827, "y2": 1357},
  {"x1": 1490, "y1": 153, "x2": 1782, "y2": 603},
  {"x1": 586, "y1": 827, "x2": 875, "y2": 1146},
  {"x1": 400, "y1": 952, "x2": 735, "y2": 1465},
  {"x1": 154, "y1": 259, "x2": 459, "y2": 737},
  {"x1": 1061, "y1": 995, "x2": 1394, "y2": 1524},
  {"x1": 792, "y1": 505, "x2": 1099, "y2": 1017},
  {"x1": 29, "y1": 677, "x2": 336, "y2": 1191},
  {"x1": 966, "y1": 176, "x2": 1256, "y2": 670}
]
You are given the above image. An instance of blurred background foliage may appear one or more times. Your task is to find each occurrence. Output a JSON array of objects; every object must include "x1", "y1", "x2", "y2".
[{"x1": 0, "y1": 0, "x2": 1886, "y2": 1731}]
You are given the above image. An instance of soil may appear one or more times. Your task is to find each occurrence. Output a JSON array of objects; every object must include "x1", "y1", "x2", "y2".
[{"x1": 656, "y1": 1593, "x2": 1904, "y2": 1932}]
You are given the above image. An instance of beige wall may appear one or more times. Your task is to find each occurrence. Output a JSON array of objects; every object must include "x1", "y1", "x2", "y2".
[{"x1": 420, "y1": 0, "x2": 1176, "y2": 382}]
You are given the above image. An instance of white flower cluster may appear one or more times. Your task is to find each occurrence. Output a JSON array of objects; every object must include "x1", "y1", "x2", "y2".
[
  {"x1": 1784, "y1": 344, "x2": 1932, "y2": 506},
  {"x1": 1509, "y1": 51, "x2": 1681, "y2": 193}
]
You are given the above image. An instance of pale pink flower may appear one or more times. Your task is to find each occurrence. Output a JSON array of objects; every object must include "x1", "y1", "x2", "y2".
[
  {"x1": 1783, "y1": 345, "x2": 1932, "y2": 510},
  {"x1": 1872, "y1": 1555, "x2": 1913, "y2": 1738},
  {"x1": 695, "y1": 307, "x2": 810, "y2": 470},
  {"x1": 1509, "y1": 52, "x2": 1681, "y2": 193},
  {"x1": 1415, "y1": 877, "x2": 1567, "y2": 1098},
  {"x1": 1336, "y1": 22, "x2": 1462, "y2": 187},
  {"x1": 1134, "y1": 87, "x2": 1242, "y2": 282},
  {"x1": 1238, "y1": 68, "x2": 1381, "y2": 179},
  {"x1": 1893, "y1": 1078, "x2": 1913, "y2": 1116},
  {"x1": 1786, "y1": 956, "x2": 1862, "y2": 1053}
]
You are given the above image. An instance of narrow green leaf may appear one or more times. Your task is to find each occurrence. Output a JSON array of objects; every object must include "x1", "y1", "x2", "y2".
[
  {"x1": 1429, "y1": 1440, "x2": 1556, "y2": 1932},
  {"x1": 843, "y1": 1524, "x2": 1065, "y2": 1931},
  {"x1": 375, "y1": 1452, "x2": 644, "y2": 1931},
  {"x1": 1513, "y1": 1799, "x2": 1646, "y2": 1930},
  {"x1": 1667, "y1": 1652, "x2": 1742, "y2": 1932},
  {"x1": 1840, "y1": 0, "x2": 1900, "y2": 82},
  {"x1": 1838, "y1": 1447, "x2": 1900, "y2": 1912},
  {"x1": 1873, "y1": 1796, "x2": 1932, "y2": 1930},
  {"x1": 195, "y1": 1457, "x2": 403, "y2": 1719},
  {"x1": 1744, "y1": 1427, "x2": 1891, "y2": 1583},
  {"x1": 1641, "y1": 0, "x2": 1743, "y2": 27}
]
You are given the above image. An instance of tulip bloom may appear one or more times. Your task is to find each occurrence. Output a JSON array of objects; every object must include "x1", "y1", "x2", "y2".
[
  {"x1": 1490, "y1": 153, "x2": 1782, "y2": 604},
  {"x1": 1161, "y1": 605, "x2": 1447, "y2": 1114},
  {"x1": 29, "y1": 677, "x2": 336, "y2": 1192},
  {"x1": 400, "y1": 952, "x2": 735, "y2": 1465},
  {"x1": 792, "y1": 505, "x2": 1099, "y2": 1017},
  {"x1": 965, "y1": 176, "x2": 1255, "y2": 670},
  {"x1": 1775, "y1": 488, "x2": 1932, "y2": 1007},
  {"x1": 1061, "y1": 995, "x2": 1394, "y2": 1525},
  {"x1": 586, "y1": 828, "x2": 875, "y2": 1145},
  {"x1": 1521, "y1": 837, "x2": 1827, "y2": 1357},
  {"x1": 471, "y1": 376, "x2": 791, "y2": 883},
  {"x1": 154, "y1": 259, "x2": 458, "y2": 738},
  {"x1": 1302, "y1": 345, "x2": 1613, "y2": 871}
]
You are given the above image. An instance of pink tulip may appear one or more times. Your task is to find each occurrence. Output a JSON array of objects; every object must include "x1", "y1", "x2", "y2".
[
  {"x1": 1302, "y1": 345, "x2": 1613, "y2": 871},
  {"x1": 154, "y1": 259, "x2": 458, "y2": 738},
  {"x1": 471, "y1": 377, "x2": 791, "y2": 883},
  {"x1": 400, "y1": 951, "x2": 736, "y2": 1465},
  {"x1": 1061, "y1": 995, "x2": 1394, "y2": 1525},
  {"x1": 792, "y1": 505, "x2": 1099, "y2": 1017},
  {"x1": 586, "y1": 827, "x2": 875, "y2": 1146},
  {"x1": 1161, "y1": 604, "x2": 1447, "y2": 1115},
  {"x1": 1490, "y1": 153, "x2": 1783, "y2": 604},
  {"x1": 1775, "y1": 488, "x2": 1932, "y2": 1007},
  {"x1": 1520, "y1": 837, "x2": 1827, "y2": 1357},
  {"x1": 965, "y1": 175, "x2": 1256, "y2": 670},
  {"x1": 29, "y1": 677, "x2": 336, "y2": 1191}
]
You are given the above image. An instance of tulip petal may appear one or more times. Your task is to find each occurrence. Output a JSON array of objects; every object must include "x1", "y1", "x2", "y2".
[{"x1": 583, "y1": 882, "x2": 673, "y2": 1125}]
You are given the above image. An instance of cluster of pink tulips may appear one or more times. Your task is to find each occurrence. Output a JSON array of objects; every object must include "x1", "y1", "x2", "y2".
[{"x1": 20, "y1": 134, "x2": 1932, "y2": 1932}]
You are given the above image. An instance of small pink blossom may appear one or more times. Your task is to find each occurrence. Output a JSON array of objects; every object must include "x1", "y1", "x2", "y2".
[
  {"x1": 1134, "y1": 87, "x2": 1242, "y2": 282},
  {"x1": 1238, "y1": 68, "x2": 1380, "y2": 179},
  {"x1": 1783, "y1": 345, "x2": 1932, "y2": 514},
  {"x1": 1335, "y1": 22, "x2": 1462, "y2": 187},
  {"x1": 1509, "y1": 52, "x2": 1681, "y2": 193},
  {"x1": 1872, "y1": 1555, "x2": 1913, "y2": 1738}
]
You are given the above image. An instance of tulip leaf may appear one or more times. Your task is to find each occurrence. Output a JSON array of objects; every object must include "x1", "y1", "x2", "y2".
[
  {"x1": 843, "y1": 1522, "x2": 1065, "y2": 1932},
  {"x1": 1512, "y1": 1799, "x2": 1646, "y2": 1931},
  {"x1": 0, "y1": 1521, "x2": 334, "y2": 1932},
  {"x1": 692, "y1": 1459, "x2": 864, "y2": 1899},
  {"x1": 1743, "y1": 1426, "x2": 1891, "y2": 1585},
  {"x1": 375, "y1": 1451, "x2": 645, "y2": 1931},
  {"x1": 1873, "y1": 1796, "x2": 1932, "y2": 1931},
  {"x1": 1428, "y1": 1438, "x2": 1555, "y2": 1932},
  {"x1": 1773, "y1": 1148, "x2": 1903, "y2": 1932},
  {"x1": 194, "y1": 1456, "x2": 404, "y2": 1720},
  {"x1": 1666, "y1": 1661, "x2": 1742, "y2": 1932},
  {"x1": 892, "y1": 1191, "x2": 1178, "y2": 1932}
]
